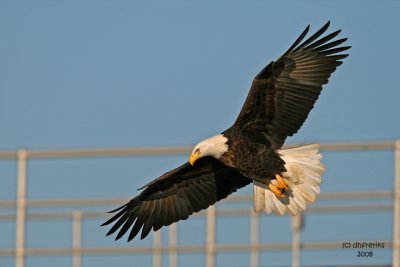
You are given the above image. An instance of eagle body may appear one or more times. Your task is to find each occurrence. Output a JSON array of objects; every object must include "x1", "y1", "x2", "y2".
[
  {"x1": 220, "y1": 129, "x2": 286, "y2": 183},
  {"x1": 103, "y1": 22, "x2": 350, "y2": 241}
]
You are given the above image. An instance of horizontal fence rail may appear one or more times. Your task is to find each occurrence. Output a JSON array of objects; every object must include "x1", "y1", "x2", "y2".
[
  {"x1": 0, "y1": 141, "x2": 395, "y2": 160},
  {"x1": 0, "y1": 240, "x2": 394, "y2": 257},
  {"x1": 0, "y1": 140, "x2": 398, "y2": 267},
  {"x1": 0, "y1": 190, "x2": 394, "y2": 209}
]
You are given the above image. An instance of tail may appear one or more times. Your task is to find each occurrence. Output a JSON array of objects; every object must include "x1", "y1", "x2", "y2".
[{"x1": 253, "y1": 144, "x2": 325, "y2": 216}]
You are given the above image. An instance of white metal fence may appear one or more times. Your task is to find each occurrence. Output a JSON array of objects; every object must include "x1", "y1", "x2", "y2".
[{"x1": 0, "y1": 141, "x2": 399, "y2": 267}]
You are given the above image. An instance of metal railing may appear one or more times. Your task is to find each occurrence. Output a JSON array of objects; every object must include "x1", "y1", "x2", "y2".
[{"x1": 0, "y1": 140, "x2": 399, "y2": 267}]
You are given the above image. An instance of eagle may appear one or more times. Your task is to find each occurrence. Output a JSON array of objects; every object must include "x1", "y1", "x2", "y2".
[{"x1": 102, "y1": 22, "x2": 350, "y2": 241}]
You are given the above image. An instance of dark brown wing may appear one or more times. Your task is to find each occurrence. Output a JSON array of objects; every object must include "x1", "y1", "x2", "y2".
[
  {"x1": 233, "y1": 21, "x2": 350, "y2": 148},
  {"x1": 102, "y1": 157, "x2": 250, "y2": 241}
]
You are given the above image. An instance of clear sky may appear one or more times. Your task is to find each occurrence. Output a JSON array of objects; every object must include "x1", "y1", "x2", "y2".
[{"x1": 1, "y1": 1, "x2": 399, "y2": 267}]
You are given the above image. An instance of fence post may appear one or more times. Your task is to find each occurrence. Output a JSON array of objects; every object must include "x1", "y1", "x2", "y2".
[
  {"x1": 72, "y1": 211, "x2": 82, "y2": 267},
  {"x1": 393, "y1": 140, "x2": 400, "y2": 267},
  {"x1": 169, "y1": 223, "x2": 178, "y2": 267},
  {"x1": 153, "y1": 230, "x2": 162, "y2": 267},
  {"x1": 291, "y1": 214, "x2": 303, "y2": 267},
  {"x1": 15, "y1": 149, "x2": 28, "y2": 267},
  {"x1": 250, "y1": 210, "x2": 259, "y2": 267},
  {"x1": 206, "y1": 205, "x2": 216, "y2": 267}
]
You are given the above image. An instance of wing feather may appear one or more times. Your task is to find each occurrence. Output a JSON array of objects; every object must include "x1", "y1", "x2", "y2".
[
  {"x1": 102, "y1": 157, "x2": 250, "y2": 241},
  {"x1": 293, "y1": 21, "x2": 331, "y2": 51},
  {"x1": 304, "y1": 29, "x2": 342, "y2": 50},
  {"x1": 140, "y1": 201, "x2": 156, "y2": 239},
  {"x1": 233, "y1": 22, "x2": 350, "y2": 148}
]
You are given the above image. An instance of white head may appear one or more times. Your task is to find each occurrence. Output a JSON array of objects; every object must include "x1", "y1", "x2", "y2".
[{"x1": 189, "y1": 134, "x2": 229, "y2": 166}]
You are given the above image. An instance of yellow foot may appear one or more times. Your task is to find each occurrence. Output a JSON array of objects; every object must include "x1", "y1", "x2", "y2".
[
  {"x1": 275, "y1": 174, "x2": 289, "y2": 190},
  {"x1": 268, "y1": 183, "x2": 285, "y2": 198},
  {"x1": 268, "y1": 174, "x2": 289, "y2": 198}
]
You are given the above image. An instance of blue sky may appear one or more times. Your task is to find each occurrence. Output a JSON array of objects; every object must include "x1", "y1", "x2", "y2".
[{"x1": 0, "y1": 1, "x2": 399, "y2": 267}]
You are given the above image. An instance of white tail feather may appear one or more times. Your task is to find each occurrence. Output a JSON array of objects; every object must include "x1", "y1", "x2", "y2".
[{"x1": 253, "y1": 144, "x2": 325, "y2": 216}]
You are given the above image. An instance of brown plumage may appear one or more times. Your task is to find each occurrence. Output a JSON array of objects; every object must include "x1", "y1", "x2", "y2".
[
  {"x1": 234, "y1": 22, "x2": 349, "y2": 148},
  {"x1": 102, "y1": 21, "x2": 350, "y2": 241},
  {"x1": 103, "y1": 158, "x2": 249, "y2": 241}
]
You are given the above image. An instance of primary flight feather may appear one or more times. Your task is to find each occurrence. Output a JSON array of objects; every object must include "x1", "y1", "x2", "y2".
[{"x1": 102, "y1": 21, "x2": 350, "y2": 241}]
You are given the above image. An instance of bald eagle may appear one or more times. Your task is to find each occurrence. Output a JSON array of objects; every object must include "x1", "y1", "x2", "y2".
[{"x1": 102, "y1": 22, "x2": 350, "y2": 241}]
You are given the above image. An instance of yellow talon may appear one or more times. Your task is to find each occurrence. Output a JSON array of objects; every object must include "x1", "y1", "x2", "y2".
[
  {"x1": 268, "y1": 174, "x2": 289, "y2": 198},
  {"x1": 275, "y1": 174, "x2": 289, "y2": 190},
  {"x1": 268, "y1": 183, "x2": 285, "y2": 198}
]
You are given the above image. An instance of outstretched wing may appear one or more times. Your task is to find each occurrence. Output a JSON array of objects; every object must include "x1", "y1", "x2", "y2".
[
  {"x1": 233, "y1": 21, "x2": 350, "y2": 148},
  {"x1": 102, "y1": 157, "x2": 250, "y2": 241}
]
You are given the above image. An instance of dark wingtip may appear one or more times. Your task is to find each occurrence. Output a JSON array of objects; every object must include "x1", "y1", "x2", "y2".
[
  {"x1": 320, "y1": 21, "x2": 331, "y2": 32},
  {"x1": 102, "y1": 217, "x2": 115, "y2": 226},
  {"x1": 106, "y1": 229, "x2": 114, "y2": 236},
  {"x1": 107, "y1": 204, "x2": 127, "y2": 214},
  {"x1": 107, "y1": 226, "x2": 119, "y2": 237},
  {"x1": 333, "y1": 29, "x2": 342, "y2": 36},
  {"x1": 282, "y1": 24, "x2": 310, "y2": 56},
  {"x1": 140, "y1": 229, "x2": 151, "y2": 240},
  {"x1": 317, "y1": 21, "x2": 331, "y2": 35},
  {"x1": 137, "y1": 183, "x2": 150, "y2": 190},
  {"x1": 116, "y1": 234, "x2": 123, "y2": 240},
  {"x1": 128, "y1": 232, "x2": 137, "y2": 242}
]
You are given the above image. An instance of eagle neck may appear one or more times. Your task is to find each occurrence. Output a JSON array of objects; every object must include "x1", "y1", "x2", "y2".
[{"x1": 207, "y1": 134, "x2": 229, "y2": 159}]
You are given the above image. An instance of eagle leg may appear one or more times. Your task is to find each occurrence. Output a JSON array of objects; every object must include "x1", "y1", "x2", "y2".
[
  {"x1": 268, "y1": 174, "x2": 289, "y2": 198},
  {"x1": 275, "y1": 174, "x2": 289, "y2": 190},
  {"x1": 268, "y1": 183, "x2": 285, "y2": 198}
]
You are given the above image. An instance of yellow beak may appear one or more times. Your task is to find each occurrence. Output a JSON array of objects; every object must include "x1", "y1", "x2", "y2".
[{"x1": 189, "y1": 150, "x2": 201, "y2": 166}]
